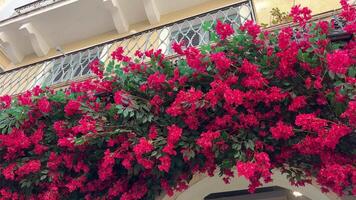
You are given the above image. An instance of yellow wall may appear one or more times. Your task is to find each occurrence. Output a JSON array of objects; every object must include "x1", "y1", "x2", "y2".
[
  {"x1": 253, "y1": 0, "x2": 341, "y2": 25},
  {"x1": 0, "y1": 0, "x2": 6, "y2": 7},
  {"x1": 0, "y1": 51, "x2": 10, "y2": 70},
  {"x1": 0, "y1": 0, "x2": 11, "y2": 8}
]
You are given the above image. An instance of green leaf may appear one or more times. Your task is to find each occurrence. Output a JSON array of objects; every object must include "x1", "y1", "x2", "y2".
[
  {"x1": 50, "y1": 90, "x2": 66, "y2": 103},
  {"x1": 123, "y1": 109, "x2": 129, "y2": 118},
  {"x1": 348, "y1": 66, "x2": 356, "y2": 77},
  {"x1": 328, "y1": 71, "x2": 335, "y2": 79},
  {"x1": 210, "y1": 32, "x2": 219, "y2": 43},
  {"x1": 106, "y1": 60, "x2": 115, "y2": 73},
  {"x1": 202, "y1": 21, "x2": 212, "y2": 32}
]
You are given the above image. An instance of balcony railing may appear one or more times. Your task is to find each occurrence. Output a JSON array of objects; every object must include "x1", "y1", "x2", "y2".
[
  {"x1": 0, "y1": 0, "x2": 255, "y2": 96},
  {"x1": 14, "y1": 0, "x2": 65, "y2": 16}
]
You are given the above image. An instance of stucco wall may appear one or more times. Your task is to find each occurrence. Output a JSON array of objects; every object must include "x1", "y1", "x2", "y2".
[{"x1": 253, "y1": 0, "x2": 341, "y2": 25}]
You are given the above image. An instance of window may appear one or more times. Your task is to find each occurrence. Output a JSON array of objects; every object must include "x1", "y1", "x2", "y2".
[
  {"x1": 167, "y1": 11, "x2": 245, "y2": 55},
  {"x1": 169, "y1": 24, "x2": 208, "y2": 50},
  {"x1": 43, "y1": 46, "x2": 108, "y2": 86}
]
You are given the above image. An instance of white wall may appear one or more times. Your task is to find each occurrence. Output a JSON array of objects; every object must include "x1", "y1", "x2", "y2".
[
  {"x1": 0, "y1": 0, "x2": 36, "y2": 21},
  {"x1": 161, "y1": 170, "x2": 335, "y2": 200}
]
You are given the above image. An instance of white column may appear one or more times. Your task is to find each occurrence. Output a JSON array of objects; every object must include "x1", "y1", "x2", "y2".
[
  {"x1": 143, "y1": 0, "x2": 160, "y2": 25},
  {"x1": 103, "y1": 0, "x2": 129, "y2": 34},
  {"x1": 0, "y1": 32, "x2": 24, "y2": 64},
  {"x1": 19, "y1": 23, "x2": 50, "y2": 57}
]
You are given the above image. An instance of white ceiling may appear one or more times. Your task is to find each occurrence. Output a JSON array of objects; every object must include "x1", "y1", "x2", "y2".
[
  {"x1": 0, "y1": 0, "x2": 215, "y2": 63},
  {"x1": 0, "y1": 0, "x2": 36, "y2": 21}
]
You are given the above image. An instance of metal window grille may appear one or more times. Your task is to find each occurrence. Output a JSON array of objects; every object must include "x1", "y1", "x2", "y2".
[{"x1": 0, "y1": 1, "x2": 255, "y2": 96}]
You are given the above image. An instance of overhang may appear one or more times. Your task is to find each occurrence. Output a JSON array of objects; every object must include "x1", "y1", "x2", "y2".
[{"x1": 0, "y1": 0, "x2": 214, "y2": 64}]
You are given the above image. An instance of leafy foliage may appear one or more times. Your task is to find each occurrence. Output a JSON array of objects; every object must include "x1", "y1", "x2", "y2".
[{"x1": 0, "y1": 1, "x2": 355, "y2": 199}]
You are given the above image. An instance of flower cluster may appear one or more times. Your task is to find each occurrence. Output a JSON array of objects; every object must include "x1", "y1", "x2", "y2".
[
  {"x1": 327, "y1": 50, "x2": 353, "y2": 75},
  {"x1": 237, "y1": 153, "x2": 272, "y2": 193},
  {"x1": 290, "y1": 5, "x2": 312, "y2": 26},
  {"x1": 0, "y1": 95, "x2": 11, "y2": 110},
  {"x1": 216, "y1": 20, "x2": 234, "y2": 40},
  {"x1": 0, "y1": 1, "x2": 354, "y2": 199}
]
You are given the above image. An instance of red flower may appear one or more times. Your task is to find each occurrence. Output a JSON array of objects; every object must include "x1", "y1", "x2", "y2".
[
  {"x1": 278, "y1": 27, "x2": 293, "y2": 50},
  {"x1": 53, "y1": 121, "x2": 66, "y2": 137},
  {"x1": 162, "y1": 143, "x2": 176, "y2": 155},
  {"x1": 89, "y1": 58, "x2": 103, "y2": 79},
  {"x1": 290, "y1": 5, "x2": 312, "y2": 26},
  {"x1": 148, "y1": 125, "x2": 158, "y2": 140},
  {"x1": 18, "y1": 91, "x2": 32, "y2": 106},
  {"x1": 224, "y1": 88, "x2": 244, "y2": 106},
  {"x1": 57, "y1": 138, "x2": 75, "y2": 149},
  {"x1": 166, "y1": 124, "x2": 182, "y2": 145},
  {"x1": 270, "y1": 121, "x2": 294, "y2": 140},
  {"x1": 147, "y1": 72, "x2": 166, "y2": 89},
  {"x1": 171, "y1": 42, "x2": 184, "y2": 55},
  {"x1": 236, "y1": 152, "x2": 272, "y2": 193},
  {"x1": 31, "y1": 127, "x2": 44, "y2": 144},
  {"x1": 108, "y1": 179, "x2": 127, "y2": 197},
  {"x1": 158, "y1": 155, "x2": 171, "y2": 172},
  {"x1": 327, "y1": 50, "x2": 352, "y2": 75},
  {"x1": 288, "y1": 96, "x2": 307, "y2": 112},
  {"x1": 184, "y1": 47, "x2": 206, "y2": 72},
  {"x1": 16, "y1": 160, "x2": 41, "y2": 178},
  {"x1": 140, "y1": 84, "x2": 148, "y2": 92},
  {"x1": 134, "y1": 50, "x2": 144, "y2": 58},
  {"x1": 240, "y1": 20, "x2": 261, "y2": 39},
  {"x1": 111, "y1": 46, "x2": 125, "y2": 61},
  {"x1": 162, "y1": 125, "x2": 183, "y2": 155},
  {"x1": 210, "y1": 52, "x2": 231, "y2": 74},
  {"x1": 2, "y1": 163, "x2": 16, "y2": 180},
  {"x1": 150, "y1": 95, "x2": 163, "y2": 112},
  {"x1": 0, "y1": 128, "x2": 31, "y2": 160},
  {"x1": 317, "y1": 164, "x2": 352, "y2": 196},
  {"x1": 324, "y1": 124, "x2": 351, "y2": 149},
  {"x1": 215, "y1": 20, "x2": 234, "y2": 40},
  {"x1": 295, "y1": 113, "x2": 328, "y2": 132},
  {"x1": 133, "y1": 138, "x2": 154, "y2": 156},
  {"x1": 344, "y1": 23, "x2": 356, "y2": 34},
  {"x1": 64, "y1": 100, "x2": 81, "y2": 116},
  {"x1": 0, "y1": 95, "x2": 11, "y2": 109},
  {"x1": 47, "y1": 152, "x2": 61, "y2": 170},
  {"x1": 305, "y1": 77, "x2": 312, "y2": 89},
  {"x1": 240, "y1": 59, "x2": 268, "y2": 89},
  {"x1": 166, "y1": 88, "x2": 203, "y2": 117},
  {"x1": 66, "y1": 176, "x2": 86, "y2": 192},
  {"x1": 340, "y1": 0, "x2": 356, "y2": 22},
  {"x1": 72, "y1": 116, "x2": 97, "y2": 135},
  {"x1": 161, "y1": 179, "x2": 174, "y2": 196},
  {"x1": 114, "y1": 90, "x2": 125, "y2": 105},
  {"x1": 196, "y1": 131, "x2": 220, "y2": 150},
  {"x1": 98, "y1": 149, "x2": 115, "y2": 181},
  {"x1": 121, "y1": 181, "x2": 148, "y2": 200},
  {"x1": 38, "y1": 97, "x2": 51, "y2": 113}
]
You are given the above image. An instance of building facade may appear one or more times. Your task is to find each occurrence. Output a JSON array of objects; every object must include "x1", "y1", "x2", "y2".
[
  {"x1": 0, "y1": 0, "x2": 345, "y2": 96},
  {"x1": 0, "y1": 0, "x2": 354, "y2": 200}
]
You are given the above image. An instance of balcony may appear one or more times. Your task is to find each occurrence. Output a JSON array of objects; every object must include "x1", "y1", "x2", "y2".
[
  {"x1": 14, "y1": 0, "x2": 65, "y2": 17},
  {"x1": 0, "y1": 0, "x2": 255, "y2": 96}
]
